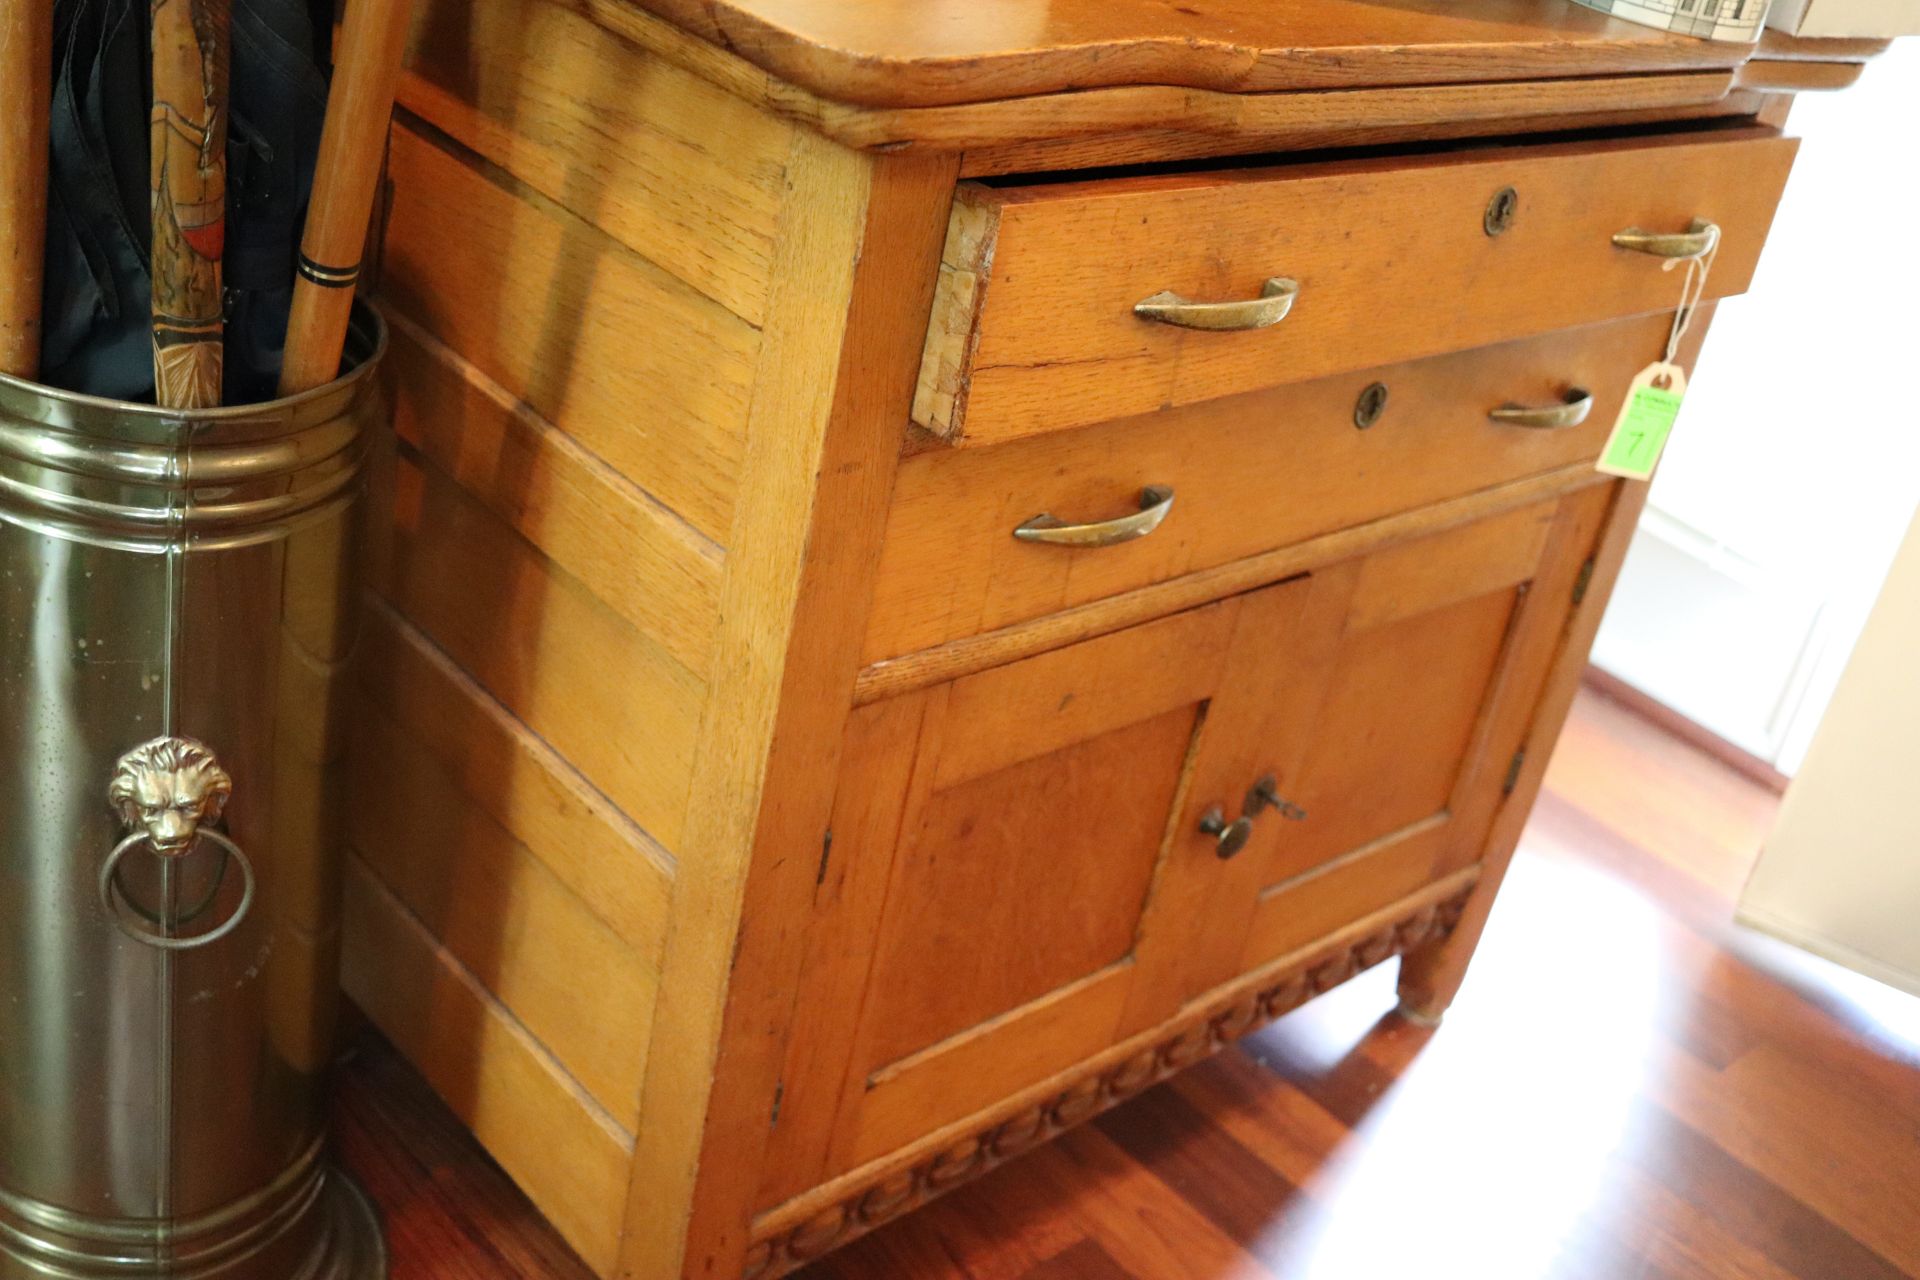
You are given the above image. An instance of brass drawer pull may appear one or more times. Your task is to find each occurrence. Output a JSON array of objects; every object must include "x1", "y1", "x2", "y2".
[
  {"x1": 1611, "y1": 218, "x2": 1721, "y2": 261},
  {"x1": 1013, "y1": 485, "x2": 1174, "y2": 548},
  {"x1": 1489, "y1": 389, "x2": 1594, "y2": 430},
  {"x1": 1134, "y1": 277, "x2": 1299, "y2": 331}
]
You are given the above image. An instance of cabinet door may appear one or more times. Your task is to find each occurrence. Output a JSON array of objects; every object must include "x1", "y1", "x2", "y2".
[
  {"x1": 1163, "y1": 488, "x2": 1612, "y2": 1002},
  {"x1": 760, "y1": 582, "x2": 1318, "y2": 1204}
]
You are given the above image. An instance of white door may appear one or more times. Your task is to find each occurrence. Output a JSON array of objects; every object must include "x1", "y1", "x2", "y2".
[
  {"x1": 1739, "y1": 506, "x2": 1920, "y2": 998},
  {"x1": 1590, "y1": 42, "x2": 1920, "y2": 773}
]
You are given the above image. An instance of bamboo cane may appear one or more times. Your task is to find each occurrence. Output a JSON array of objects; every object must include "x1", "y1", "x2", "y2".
[
  {"x1": 0, "y1": 0, "x2": 53, "y2": 378},
  {"x1": 279, "y1": 0, "x2": 416, "y2": 396},
  {"x1": 150, "y1": 0, "x2": 231, "y2": 409}
]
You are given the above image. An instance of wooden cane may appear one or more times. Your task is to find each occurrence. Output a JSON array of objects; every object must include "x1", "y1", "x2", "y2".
[
  {"x1": 0, "y1": 0, "x2": 53, "y2": 378},
  {"x1": 279, "y1": 0, "x2": 416, "y2": 396},
  {"x1": 150, "y1": 0, "x2": 231, "y2": 409}
]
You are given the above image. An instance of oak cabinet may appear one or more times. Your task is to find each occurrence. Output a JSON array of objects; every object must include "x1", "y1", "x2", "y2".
[{"x1": 346, "y1": 0, "x2": 1856, "y2": 1274}]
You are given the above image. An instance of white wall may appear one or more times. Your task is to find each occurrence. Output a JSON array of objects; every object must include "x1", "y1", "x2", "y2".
[
  {"x1": 1590, "y1": 46, "x2": 1920, "y2": 772},
  {"x1": 1739, "y1": 504, "x2": 1920, "y2": 997}
]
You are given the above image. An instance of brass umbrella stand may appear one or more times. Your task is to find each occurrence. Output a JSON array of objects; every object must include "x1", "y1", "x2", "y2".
[
  {"x1": 0, "y1": 303, "x2": 392, "y2": 1280},
  {"x1": 0, "y1": 0, "x2": 413, "y2": 1270}
]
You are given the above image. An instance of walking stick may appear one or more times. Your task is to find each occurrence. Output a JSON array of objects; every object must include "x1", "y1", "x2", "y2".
[
  {"x1": 150, "y1": 0, "x2": 231, "y2": 408},
  {"x1": 0, "y1": 0, "x2": 53, "y2": 378},
  {"x1": 279, "y1": 0, "x2": 416, "y2": 396}
]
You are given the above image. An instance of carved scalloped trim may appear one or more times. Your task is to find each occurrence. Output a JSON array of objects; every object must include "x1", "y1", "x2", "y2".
[{"x1": 742, "y1": 886, "x2": 1473, "y2": 1279}]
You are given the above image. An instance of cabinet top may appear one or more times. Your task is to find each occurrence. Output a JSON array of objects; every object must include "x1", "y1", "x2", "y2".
[{"x1": 626, "y1": 0, "x2": 1774, "y2": 108}]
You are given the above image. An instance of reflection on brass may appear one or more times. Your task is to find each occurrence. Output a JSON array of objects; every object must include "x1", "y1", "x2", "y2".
[
  {"x1": 0, "y1": 302, "x2": 389, "y2": 1278},
  {"x1": 1611, "y1": 218, "x2": 1721, "y2": 261},
  {"x1": 1014, "y1": 485, "x2": 1174, "y2": 548},
  {"x1": 1134, "y1": 277, "x2": 1299, "y2": 331},
  {"x1": 1484, "y1": 186, "x2": 1518, "y2": 237},
  {"x1": 108, "y1": 736, "x2": 232, "y2": 858},
  {"x1": 1353, "y1": 381, "x2": 1390, "y2": 430},
  {"x1": 1489, "y1": 388, "x2": 1594, "y2": 430}
]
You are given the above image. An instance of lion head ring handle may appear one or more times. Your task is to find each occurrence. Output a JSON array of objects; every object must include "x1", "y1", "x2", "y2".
[{"x1": 100, "y1": 737, "x2": 256, "y2": 951}]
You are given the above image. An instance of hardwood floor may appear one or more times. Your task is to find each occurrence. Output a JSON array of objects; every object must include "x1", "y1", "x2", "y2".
[{"x1": 335, "y1": 682, "x2": 1920, "y2": 1280}]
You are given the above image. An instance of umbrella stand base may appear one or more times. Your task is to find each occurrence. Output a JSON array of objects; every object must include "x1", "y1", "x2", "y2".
[{"x1": 306, "y1": 1171, "x2": 388, "y2": 1280}]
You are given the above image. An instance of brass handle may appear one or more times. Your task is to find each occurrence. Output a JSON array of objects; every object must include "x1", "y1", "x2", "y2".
[
  {"x1": 1611, "y1": 218, "x2": 1721, "y2": 261},
  {"x1": 1198, "y1": 806, "x2": 1255, "y2": 860},
  {"x1": 1134, "y1": 277, "x2": 1299, "y2": 331},
  {"x1": 1246, "y1": 775, "x2": 1308, "y2": 823},
  {"x1": 101, "y1": 737, "x2": 255, "y2": 951},
  {"x1": 1013, "y1": 485, "x2": 1174, "y2": 549},
  {"x1": 1489, "y1": 389, "x2": 1594, "y2": 430}
]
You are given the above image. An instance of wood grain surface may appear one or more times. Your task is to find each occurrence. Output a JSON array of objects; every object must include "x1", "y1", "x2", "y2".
[
  {"x1": 337, "y1": 686, "x2": 1920, "y2": 1280},
  {"x1": 282, "y1": 0, "x2": 417, "y2": 394},
  {"x1": 149, "y1": 0, "x2": 229, "y2": 407},
  {"x1": 0, "y1": 0, "x2": 51, "y2": 375},
  {"x1": 616, "y1": 0, "x2": 1755, "y2": 108}
]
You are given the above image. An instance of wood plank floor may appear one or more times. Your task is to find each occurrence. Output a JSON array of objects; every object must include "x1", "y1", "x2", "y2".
[{"x1": 334, "y1": 682, "x2": 1920, "y2": 1280}]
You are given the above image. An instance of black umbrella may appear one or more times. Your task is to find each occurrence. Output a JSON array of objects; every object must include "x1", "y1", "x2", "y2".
[{"x1": 41, "y1": 0, "x2": 330, "y2": 404}]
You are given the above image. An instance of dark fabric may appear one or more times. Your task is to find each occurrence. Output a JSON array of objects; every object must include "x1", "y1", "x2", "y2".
[{"x1": 41, "y1": 0, "x2": 330, "y2": 404}]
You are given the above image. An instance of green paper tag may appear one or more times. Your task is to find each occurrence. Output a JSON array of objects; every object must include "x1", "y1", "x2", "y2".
[{"x1": 1598, "y1": 362, "x2": 1688, "y2": 481}]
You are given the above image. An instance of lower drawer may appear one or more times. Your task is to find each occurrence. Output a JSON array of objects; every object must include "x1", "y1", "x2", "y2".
[{"x1": 866, "y1": 307, "x2": 1708, "y2": 664}]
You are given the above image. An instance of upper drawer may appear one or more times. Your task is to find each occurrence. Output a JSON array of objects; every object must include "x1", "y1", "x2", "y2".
[{"x1": 912, "y1": 128, "x2": 1795, "y2": 447}]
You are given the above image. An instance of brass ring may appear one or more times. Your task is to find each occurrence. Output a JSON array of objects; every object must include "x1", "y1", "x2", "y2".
[{"x1": 98, "y1": 829, "x2": 256, "y2": 951}]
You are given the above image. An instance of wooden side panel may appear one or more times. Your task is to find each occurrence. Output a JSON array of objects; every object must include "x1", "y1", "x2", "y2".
[
  {"x1": 355, "y1": 606, "x2": 675, "y2": 952},
  {"x1": 343, "y1": 859, "x2": 634, "y2": 1276},
  {"x1": 348, "y1": 701, "x2": 659, "y2": 1126},
  {"x1": 917, "y1": 131, "x2": 1794, "y2": 444},
  {"x1": 370, "y1": 441, "x2": 704, "y2": 850},
  {"x1": 400, "y1": 0, "x2": 794, "y2": 326},
  {"x1": 355, "y1": 11, "x2": 957, "y2": 1278},
  {"x1": 380, "y1": 119, "x2": 756, "y2": 542},
  {"x1": 386, "y1": 313, "x2": 723, "y2": 676}
]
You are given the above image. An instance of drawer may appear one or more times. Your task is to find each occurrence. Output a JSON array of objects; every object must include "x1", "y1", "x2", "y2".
[
  {"x1": 867, "y1": 308, "x2": 1704, "y2": 664},
  {"x1": 912, "y1": 127, "x2": 1794, "y2": 447}
]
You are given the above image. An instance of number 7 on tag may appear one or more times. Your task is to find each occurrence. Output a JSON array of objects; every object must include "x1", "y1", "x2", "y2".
[{"x1": 1598, "y1": 362, "x2": 1687, "y2": 480}]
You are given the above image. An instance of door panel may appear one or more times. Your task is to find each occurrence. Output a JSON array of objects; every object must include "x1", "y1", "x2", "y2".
[
  {"x1": 1225, "y1": 492, "x2": 1611, "y2": 978},
  {"x1": 1270, "y1": 587, "x2": 1518, "y2": 883},
  {"x1": 758, "y1": 587, "x2": 1313, "y2": 1206},
  {"x1": 861, "y1": 702, "x2": 1197, "y2": 1068}
]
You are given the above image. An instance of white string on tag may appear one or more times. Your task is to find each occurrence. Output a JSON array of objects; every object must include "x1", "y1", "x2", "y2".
[
  {"x1": 1601, "y1": 240, "x2": 1713, "y2": 479},
  {"x1": 1662, "y1": 238, "x2": 1717, "y2": 367}
]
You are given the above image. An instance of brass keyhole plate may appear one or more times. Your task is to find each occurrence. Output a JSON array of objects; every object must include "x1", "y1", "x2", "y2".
[
  {"x1": 1354, "y1": 381, "x2": 1390, "y2": 430},
  {"x1": 1485, "y1": 186, "x2": 1518, "y2": 237}
]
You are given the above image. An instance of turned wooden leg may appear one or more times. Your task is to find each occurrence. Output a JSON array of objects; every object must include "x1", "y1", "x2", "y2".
[{"x1": 1395, "y1": 879, "x2": 1500, "y2": 1025}]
